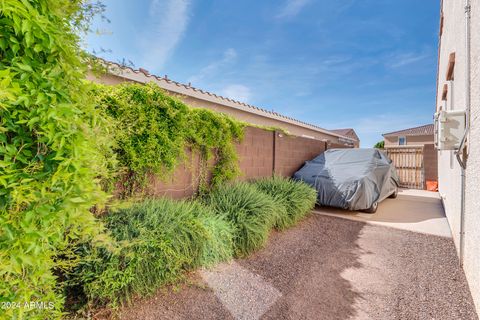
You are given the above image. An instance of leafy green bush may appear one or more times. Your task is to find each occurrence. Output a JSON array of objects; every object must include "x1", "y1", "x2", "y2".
[
  {"x1": 194, "y1": 203, "x2": 235, "y2": 267},
  {"x1": 75, "y1": 199, "x2": 208, "y2": 307},
  {"x1": 203, "y1": 182, "x2": 278, "y2": 256},
  {"x1": 96, "y1": 83, "x2": 189, "y2": 186},
  {"x1": 254, "y1": 176, "x2": 317, "y2": 230},
  {"x1": 94, "y1": 83, "x2": 244, "y2": 196},
  {"x1": 0, "y1": 1, "x2": 111, "y2": 318},
  {"x1": 374, "y1": 140, "x2": 385, "y2": 149}
]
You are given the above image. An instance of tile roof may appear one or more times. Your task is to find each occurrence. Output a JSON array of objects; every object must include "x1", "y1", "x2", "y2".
[
  {"x1": 330, "y1": 128, "x2": 353, "y2": 136},
  {"x1": 330, "y1": 128, "x2": 359, "y2": 142},
  {"x1": 97, "y1": 58, "x2": 356, "y2": 142},
  {"x1": 382, "y1": 124, "x2": 434, "y2": 137}
]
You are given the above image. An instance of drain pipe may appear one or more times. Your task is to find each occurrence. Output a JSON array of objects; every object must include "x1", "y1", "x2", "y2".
[{"x1": 456, "y1": 0, "x2": 471, "y2": 267}]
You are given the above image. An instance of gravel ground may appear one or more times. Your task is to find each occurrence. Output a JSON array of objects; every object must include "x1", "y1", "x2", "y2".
[
  {"x1": 119, "y1": 214, "x2": 477, "y2": 320},
  {"x1": 200, "y1": 261, "x2": 282, "y2": 320}
]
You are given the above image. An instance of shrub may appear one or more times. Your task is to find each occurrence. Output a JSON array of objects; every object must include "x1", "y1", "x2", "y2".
[
  {"x1": 203, "y1": 182, "x2": 278, "y2": 256},
  {"x1": 75, "y1": 199, "x2": 208, "y2": 307},
  {"x1": 194, "y1": 203, "x2": 235, "y2": 267},
  {"x1": 0, "y1": 1, "x2": 111, "y2": 318},
  {"x1": 254, "y1": 176, "x2": 317, "y2": 230}
]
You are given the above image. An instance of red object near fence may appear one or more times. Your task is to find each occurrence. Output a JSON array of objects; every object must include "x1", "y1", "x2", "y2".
[{"x1": 426, "y1": 180, "x2": 438, "y2": 192}]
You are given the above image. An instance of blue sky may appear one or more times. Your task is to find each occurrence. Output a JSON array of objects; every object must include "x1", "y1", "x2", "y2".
[{"x1": 85, "y1": 0, "x2": 440, "y2": 147}]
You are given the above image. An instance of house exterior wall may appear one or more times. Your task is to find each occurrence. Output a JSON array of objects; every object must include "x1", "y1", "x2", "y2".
[
  {"x1": 437, "y1": 0, "x2": 480, "y2": 312},
  {"x1": 87, "y1": 72, "x2": 354, "y2": 146},
  {"x1": 384, "y1": 134, "x2": 434, "y2": 147},
  {"x1": 342, "y1": 131, "x2": 360, "y2": 148},
  {"x1": 464, "y1": 0, "x2": 480, "y2": 313},
  {"x1": 331, "y1": 129, "x2": 361, "y2": 147}
]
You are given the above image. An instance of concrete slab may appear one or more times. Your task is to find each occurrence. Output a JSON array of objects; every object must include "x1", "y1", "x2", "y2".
[
  {"x1": 313, "y1": 188, "x2": 452, "y2": 238},
  {"x1": 199, "y1": 261, "x2": 282, "y2": 320}
]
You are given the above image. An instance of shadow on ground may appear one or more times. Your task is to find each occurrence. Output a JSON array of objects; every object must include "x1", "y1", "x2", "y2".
[
  {"x1": 238, "y1": 215, "x2": 364, "y2": 319},
  {"x1": 118, "y1": 214, "x2": 365, "y2": 320},
  {"x1": 116, "y1": 213, "x2": 477, "y2": 320}
]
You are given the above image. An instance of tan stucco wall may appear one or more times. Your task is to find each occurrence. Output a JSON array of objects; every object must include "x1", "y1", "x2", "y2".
[
  {"x1": 87, "y1": 72, "x2": 351, "y2": 145},
  {"x1": 384, "y1": 134, "x2": 434, "y2": 147},
  {"x1": 437, "y1": 0, "x2": 480, "y2": 312}
]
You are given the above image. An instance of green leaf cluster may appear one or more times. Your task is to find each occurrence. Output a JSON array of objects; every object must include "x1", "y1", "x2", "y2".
[
  {"x1": 374, "y1": 140, "x2": 385, "y2": 149},
  {"x1": 94, "y1": 82, "x2": 244, "y2": 196},
  {"x1": 0, "y1": 1, "x2": 112, "y2": 319}
]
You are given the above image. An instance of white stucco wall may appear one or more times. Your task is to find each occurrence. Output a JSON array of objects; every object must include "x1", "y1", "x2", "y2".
[
  {"x1": 437, "y1": 0, "x2": 480, "y2": 312},
  {"x1": 437, "y1": 0, "x2": 466, "y2": 251},
  {"x1": 464, "y1": 0, "x2": 480, "y2": 313}
]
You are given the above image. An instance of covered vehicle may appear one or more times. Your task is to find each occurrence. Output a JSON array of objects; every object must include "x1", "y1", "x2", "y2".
[{"x1": 293, "y1": 148, "x2": 399, "y2": 213}]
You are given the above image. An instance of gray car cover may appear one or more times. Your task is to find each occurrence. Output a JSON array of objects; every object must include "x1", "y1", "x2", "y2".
[{"x1": 293, "y1": 148, "x2": 399, "y2": 211}]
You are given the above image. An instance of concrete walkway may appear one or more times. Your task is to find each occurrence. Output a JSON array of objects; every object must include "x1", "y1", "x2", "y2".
[
  {"x1": 119, "y1": 190, "x2": 477, "y2": 320},
  {"x1": 313, "y1": 188, "x2": 451, "y2": 238}
]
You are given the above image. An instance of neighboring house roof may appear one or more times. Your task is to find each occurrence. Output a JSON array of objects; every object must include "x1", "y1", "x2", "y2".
[
  {"x1": 382, "y1": 124, "x2": 434, "y2": 137},
  {"x1": 330, "y1": 128, "x2": 360, "y2": 142},
  {"x1": 96, "y1": 59, "x2": 355, "y2": 143}
]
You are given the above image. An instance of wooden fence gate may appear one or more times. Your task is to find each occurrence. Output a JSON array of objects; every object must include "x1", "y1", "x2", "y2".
[{"x1": 384, "y1": 146, "x2": 424, "y2": 189}]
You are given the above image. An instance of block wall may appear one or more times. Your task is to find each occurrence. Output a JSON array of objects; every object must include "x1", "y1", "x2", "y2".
[{"x1": 142, "y1": 126, "x2": 327, "y2": 198}]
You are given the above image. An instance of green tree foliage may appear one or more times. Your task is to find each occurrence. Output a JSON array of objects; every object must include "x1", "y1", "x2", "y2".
[
  {"x1": 94, "y1": 82, "x2": 244, "y2": 196},
  {"x1": 0, "y1": 1, "x2": 111, "y2": 318},
  {"x1": 374, "y1": 140, "x2": 385, "y2": 149}
]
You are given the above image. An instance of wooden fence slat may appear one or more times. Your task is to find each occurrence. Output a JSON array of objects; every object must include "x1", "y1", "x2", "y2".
[{"x1": 385, "y1": 146, "x2": 424, "y2": 189}]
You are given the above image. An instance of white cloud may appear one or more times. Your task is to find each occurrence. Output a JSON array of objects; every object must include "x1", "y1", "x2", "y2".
[
  {"x1": 388, "y1": 51, "x2": 431, "y2": 68},
  {"x1": 140, "y1": 0, "x2": 191, "y2": 71},
  {"x1": 188, "y1": 48, "x2": 237, "y2": 84},
  {"x1": 221, "y1": 84, "x2": 252, "y2": 103},
  {"x1": 276, "y1": 0, "x2": 311, "y2": 19}
]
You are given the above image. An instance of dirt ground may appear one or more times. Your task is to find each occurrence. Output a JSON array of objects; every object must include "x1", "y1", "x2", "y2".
[{"x1": 118, "y1": 214, "x2": 477, "y2": 320}]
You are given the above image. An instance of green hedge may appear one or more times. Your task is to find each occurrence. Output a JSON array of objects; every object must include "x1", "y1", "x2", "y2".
[
  {"x1": 74, "y1": 199, "x2": 209, "y2": 307},
  {"x1": 254, "y1": 176, "x2": 317, "y2": 230},
  {"x1": 202, "y1": 182, "x2": 279, "y2": 256},
  {"x1": 66, "y1": 177, "x2": 317, "y2": 312},
  {"x1": 1, "y1": 1, "x2": 319, "y2": 318},
  {"x1": 68, "y1": 198, "x2": 235, "y2": 309},
  {"x1": 194, "y1": 203, "x2": 235, "y2": 267}
]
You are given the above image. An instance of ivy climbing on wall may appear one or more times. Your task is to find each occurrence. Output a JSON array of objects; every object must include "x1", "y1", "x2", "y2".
[{"x1": 94, "y1": 82, "x2": 244, "y2": 197}]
